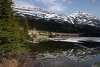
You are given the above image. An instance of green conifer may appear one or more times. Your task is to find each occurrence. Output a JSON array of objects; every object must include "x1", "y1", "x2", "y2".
[
  {"x1": 23, "y1": 18, "x2": 29, "y2": 35},
  {"x1": 0, "y1": 0, "x2": 27, "y2": 57}
]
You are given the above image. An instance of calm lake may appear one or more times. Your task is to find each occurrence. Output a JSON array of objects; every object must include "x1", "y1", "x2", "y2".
[{"x1": 28, "y1": 37, "x2": 100, "y2": 67}]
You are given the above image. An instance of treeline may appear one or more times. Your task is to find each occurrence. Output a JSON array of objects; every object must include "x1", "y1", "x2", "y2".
[
  {"x1": 81, "y1": 32, "x2": 100, "y2": 37},
  {"x1": 26, "y1": 18, "x2": 77, "y2": 33},
  {"x1": 22, "y1": 17, "x2": 100, "y2": 33}
]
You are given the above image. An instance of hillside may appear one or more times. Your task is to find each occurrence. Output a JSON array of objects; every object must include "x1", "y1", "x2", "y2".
[{"x1": 14, "y1": 5, "x2": 100, "y2": 33}]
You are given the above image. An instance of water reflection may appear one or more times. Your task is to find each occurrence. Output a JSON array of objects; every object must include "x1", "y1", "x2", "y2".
[
  {"x1": 28, "y1": 37, "x2": 100, "y2": 67},
  {"x1": 34, "y1": 43, "x2": 100, "y2": 62}
]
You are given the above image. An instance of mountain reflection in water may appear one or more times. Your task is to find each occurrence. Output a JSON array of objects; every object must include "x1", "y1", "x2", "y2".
[{"x1": 28, "y1": 37, "x2": 100, "y2": 67}]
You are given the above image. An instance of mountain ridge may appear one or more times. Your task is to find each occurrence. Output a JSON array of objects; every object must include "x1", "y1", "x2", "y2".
[{"x1": 14, "y1": 5, "x2": 100, "y2": 28}]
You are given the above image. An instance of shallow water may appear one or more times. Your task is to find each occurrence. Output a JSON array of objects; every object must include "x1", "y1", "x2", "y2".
[{"x1": 29, "y1": 37, "x2": 100, "y2": 67}]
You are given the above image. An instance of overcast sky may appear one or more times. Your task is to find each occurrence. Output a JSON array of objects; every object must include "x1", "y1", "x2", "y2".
[{"x1": 13, "y1": 0, "x2": 100, "y2": 18}]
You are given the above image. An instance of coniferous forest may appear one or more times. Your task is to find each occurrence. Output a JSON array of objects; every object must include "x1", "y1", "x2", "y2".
[
  {"x1": 24, "y1": 17, "x2": 100, "y2": 33},
  {"x1": 0, "y1": 0, "x2": 28, "y2": 58}
]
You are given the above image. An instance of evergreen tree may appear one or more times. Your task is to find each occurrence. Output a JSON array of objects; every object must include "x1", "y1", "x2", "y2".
[
  {"x1": 0, "y1": 0, "x2": 27, "y2": 57},
  {"x1": 23, "y1": 18, "x2": 29, "y2": 34}
]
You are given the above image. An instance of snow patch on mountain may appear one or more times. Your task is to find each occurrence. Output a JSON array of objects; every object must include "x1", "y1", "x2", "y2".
[{"x1": 14, "y1": 5, "x2": 100, "y2": 27}]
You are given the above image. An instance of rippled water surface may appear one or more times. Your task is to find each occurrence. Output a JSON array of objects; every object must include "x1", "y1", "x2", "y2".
[{"x1": 29, "y1": 37, "x2": 100, "y2": 67}]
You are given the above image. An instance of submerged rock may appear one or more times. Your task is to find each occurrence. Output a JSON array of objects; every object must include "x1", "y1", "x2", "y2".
[{"x1": 92, "y1": 62, "x2": 100, "y2": 67}]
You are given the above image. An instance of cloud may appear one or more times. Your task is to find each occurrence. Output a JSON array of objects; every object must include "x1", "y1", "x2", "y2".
[
  {"x1": 68, "y1": 1, "x2": 72, "y2": 4},
  {"x1": 13, "y1": 0, "x2": 72, "y2": 13},
  {"x1": 49, "y1": 4, "x2": 66, "y2": 12},
  {"x1": 61, "y1": 0, "x2": 67, "y2": 2},
  {"x1": 35, "y1": 0, "x2": 69, "y2": 12},
  {"x1": 92, "y1": 0, "x2": 95, "y2": 2},
  {"x1": 13, "y1": 0, "x2": 35, "y2": 8}
]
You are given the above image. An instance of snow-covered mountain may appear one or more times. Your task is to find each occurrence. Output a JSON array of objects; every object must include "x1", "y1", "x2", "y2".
[
  {"x1": 14, "y1": 5, "x2": 100, "y2": 27},
  {"x1": 69, "y1": 11, "x2": 100, "y2": 27}
]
